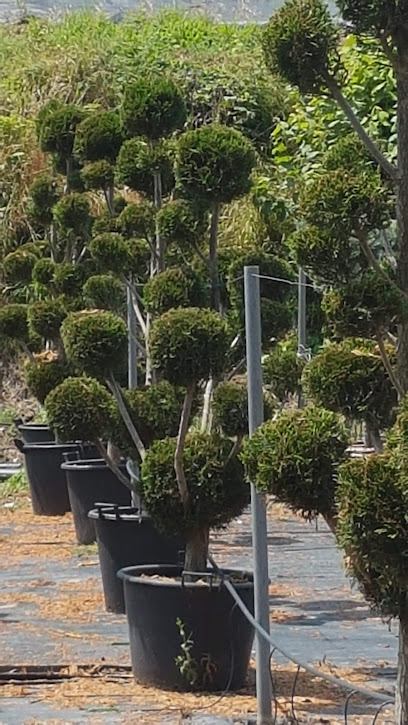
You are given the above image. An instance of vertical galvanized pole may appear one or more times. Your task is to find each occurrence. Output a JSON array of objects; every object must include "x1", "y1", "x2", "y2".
[
  {"x1": 244, "y1": 265, "x2": 272, "y2": 725},
  {"x1": 127, "y1": 286, "x2": 137, "y2": 390},
  {"x1": 298, "y1": 268, "x2": 307, "y2": 409}
]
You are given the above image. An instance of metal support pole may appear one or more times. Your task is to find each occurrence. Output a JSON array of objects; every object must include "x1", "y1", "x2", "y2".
[
  {"x1": 297, "y1": 268, "x2": 307, "y2": 409},
  {"x1": 244, "y1": 265, "x2": 272, "y2": 725},
  {"x1": 127, "y1": 287, "x2": 137, "y2": 390}
]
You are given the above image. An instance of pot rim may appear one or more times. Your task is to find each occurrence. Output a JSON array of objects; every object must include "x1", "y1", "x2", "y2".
[
  {"x1": 17, "y1": 423, "x2": 51, "y2": 430},
  {"x1": 117, "y1": 564, "x2": 254, "y2": 589},
  {"x1": 88, "y1": 505, "x2": 146, "y2": 522},
  {"x1": 62, "y1": 458, "x2": 127, "y2": 471}
]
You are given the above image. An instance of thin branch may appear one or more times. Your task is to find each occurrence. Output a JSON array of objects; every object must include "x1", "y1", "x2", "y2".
[
  {"x1": 385, "y1": 331, "x2": 398, "y2": 346},
  {"x1": 95, "y1": 439, "x2": 134, "y2": 491},
  {"x1": 209, "y1": 202, "x2": 221, "y2": 312},
  {"x1": 192, "y1": 241, "x2": 210, "y2": 268},
  {"x1": 226, "y1": 356, "x2": 246, "y2": 381},
  {"x1": 123, "y1": 279, "x2": 147, "y2": 337},
  {"x1": 174, "y1": 383, "x2": 195, "y2": 513},
  {"x1": 323, "y1": 74, "x2": 399, "y2": 181},
  {"x1": 226, "y1": 434, "x2": 244, "y2": 466},
  {"x1": 201, "y1": 378, "x2": 214, "y2": 432},
  {"x1": 107, "y1": 374, "x2": 147, "y2": 461},
  {"x1": 381, "y1": 228, "x2": 397, "y2": 269},
  {"x1": 378, "y1": 31, "x2": 400, "y2": 70},
  {"x1": 20, "y1": 342, "x2": 34, "y2": 362},
  {"x1": 376, "y1": 332, "x2": 403, "y2": 399}
]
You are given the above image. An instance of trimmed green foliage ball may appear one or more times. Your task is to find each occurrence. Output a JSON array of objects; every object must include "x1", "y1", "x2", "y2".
[
  {"x1": 83, "y1": 275, "x2": 125, "y2": 312},
  {"x1": 213, "y1": 380, "x2": 274, "y2": 438},
  {"x1": 303, "y1": 340, "x2": 397, "y2": 430},
  {"x1": 150, "y1": 307, "x2": 228, "y2": 386},
  {"x1": 141, "y1": 432, "x2": 250, "y2": 538},
  {"x1": 0, "y1": 304, "x2": 29, "y2": 342},
  {"x1": 157, "y1": 199, "x2": 207, "y2": 249},
  {"x1": 54, "y1": 263, "x2": 86, "y2": 297},
  {"x1": 263, "y1": 338, "x2": 305, "y2": 401},
  {"x1": 323, "y1": 134, "x2": 376, "y2": 173},
  {"x1": 32, "y1": 258, "x2": 57, "y2": 286},
  {"x1": 177, "y1": 124, "x2": 256, "y2": 204},
  {"x1": 29, "y1": 174, "x2": 60, "y2": 226},
  {"x1": 89, "y1": 233, "x2": 129, "y2": 275},
  {"x1": 125, "y1": 238, "x2": 151, "y2": 277},
  {"x1": 322, "y1": 270, "x2": 404, "y2": 338},
  {"x1": 36, "y1": 101, "x2": 84, "y2": 158},
  {"x1": 116, "y1": 138, "x2": 175, "y2": 198},
  {"x1": 81, "y1": 160, "x2": 114, "y2": 191},
  {"x1": 289, "y1": 226, "x2": 362, "y2": 286},
  {"x1": 121, "y1": 75, "x2": 186, "y2": 140},
  {"x1": 74, "y1": 111, "x2": 123, "y2": 162},
  {"x1": 28, "y1": 298, "x2": 67, "y2": 340},
  {"x1": 336, "y1": 454, "x2": 408, "y2": 618},
  {"x1": 143, "y1": 267, "x2": 207, "y2": 315},
  {"x1": 300, "y1": 170, "x2": 390, "y2": 239},
  {"x1": 262, "y1": 0, "x2": 340, "y2": 94},
  {"x1": 25, "y1": 355, "x2": 73, "y2": 404},
  {"x1": 53, "y1": 193, "x2": 91, "y2": 236},
  {"x1": 61, "y1": 309, "x2": 128, "y2": 378},
  {"x1": 2, "y1": 249, "x2": 37, "y2": 284},
  {"x1": 112, "y1": 381, "x2": 184, "y2": 455},
  {"x1": 228, "y1": 251, "x2": 294, "y2": 308},
  {"x1": 92, "y1": 210, "x2": 118, "y2": 236},
  {"x1": 241, "y1": 406, "x2": 348, "y2": 520},
  {"x1": 116, "y1": 201, "x2": 155, "y2": 240},
  {"x1": 45, "y1": 376, "x2": 115, "y2": 442}
]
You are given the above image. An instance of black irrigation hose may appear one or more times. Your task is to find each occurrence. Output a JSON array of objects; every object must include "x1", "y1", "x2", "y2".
[{"x1": 208, "y1": 552, "x2": 395, "y2": 706}]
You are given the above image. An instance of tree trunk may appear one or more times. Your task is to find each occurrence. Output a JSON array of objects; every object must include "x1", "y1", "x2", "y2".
[
  {"x1": 365, "y1": 421, "x2": 383, "y2": 453},
  {"x1": 209, "y1": 202, "x2": 221, "y2": 312},
  {"x1": 396, "y1": 61, "x2": 408, "y2": 396},
  {"x1": 184, "y1": 525, "x2": 210, "y2": 573},
  {"x1": 396, "y1": 610, "x2": 408, "y2": 725}
]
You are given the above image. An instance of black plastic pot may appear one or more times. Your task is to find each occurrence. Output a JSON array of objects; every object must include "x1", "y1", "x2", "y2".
[
  {"x1": 61, "y1": 458, "x2": 132, "y2": 545},
  {"x1": 117, "y1": 564, "x2": 254, "y2": 691},
  {"x1": 88, "y1": 505, "x2": 184, "y2": 614},
  {"x1": 14, "y1": 440, "x2": 96, "y2": 516},
  {"x1": 14, "y1": 419, "x2": 55, "y2": 444}
]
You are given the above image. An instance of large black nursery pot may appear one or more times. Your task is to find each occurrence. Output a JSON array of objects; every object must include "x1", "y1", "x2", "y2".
[
  {"x1": 14, "y1": 440, "x2": 96, "y2": 516},
  {"x1": 88, "y1": 505, "x2": 184, "y2": 614},
  {"x1": 117, "y1": 564, "x2": 254, "y2": 692},
  {"x1": 14, "y1": 418, "x2": 55, "y2": 444},
  {"x1": 61, "y1": 456, "x2": 132, "y2": 546}
]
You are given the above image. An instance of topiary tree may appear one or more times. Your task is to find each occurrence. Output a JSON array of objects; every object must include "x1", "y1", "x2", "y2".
[
  {"x1": 143, "y1": 266, "x2": 207, "y2": 316},
  {"x1": 24, "y1": 352, "x2": 73, "y2": 404},
  {"x1": 263, "y1": 336, "x2": 306, "y2": 403},
  {"x1": 177, "y1": 124, "x2": 256, "y2": 311},
  {"x1": 212, "y1": 379, "x2": 274, "y2": 442},
  {"x1": 303, "y1": 340, "x2": 398, "y2": 450},
  {"x1": 83, "y1": 274, "x2": 126, "y2": 313},
  {"x1": 241, "y1": 405, "x2": 349, "y2": 532},
  {"x1": 36, "y1": 101, "x2": 84, "y2": 188}
]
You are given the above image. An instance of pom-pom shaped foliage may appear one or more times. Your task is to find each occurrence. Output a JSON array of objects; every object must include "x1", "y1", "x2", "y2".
[
  {"x1": 241, "y1": 406, "x2": 348, "y2": 520},
  {"x1": 228, "y1": 252, "x2": 294, "y2": 309},
  {"x1": 177, "y1": 124, "x2": 256, "y2": 204},
  {"x1": 81, "y1": 161, "x2": 114, "y2": 191},
  {"x1": 89, "y1": 233, "x2": 129, "y2": 275},
  {"x1": 92, "y1": 211, "x2": 118, "y2": 236},
  {"x1": 336, "y1": 454, "x2": 408, "y2": 618},
  {"x1": 303, "y1": 340, "x2": 397, "y2": 430},
  {"x1": 141, "y1": 432, "x2": 249, "y2": 538},
  {"x1": 29, "y1": 174, "x2": 59, "y2": 227},
  {"x1": 262, "y1": 0, "x2": 339, "y2": 94},
  {"x1": 143, "y1": 267, "x2": 207, "y2": 315},
  {"x1": 54, "y1": 263, "x2": 86, "y2": 297},
  {"x1": 2, "y1": 249, "x2": 37, "y2": 285},
  {"x1": 45, "y1": 376, "x2": 115, "y2": 443},
  {"x1": 53, "y1": 193, "x2": 91, "y2": 236},
  {"x1": 83, "y1": 275, "x2": 125, "y2": 312},
  {"x1": 213, "y1": 380, "x2": 274, "y2": 438},
  {"x1": 25, "y1": 353, "x2": 73, "y2": 404},
  {"x1": 336, "y1": 0, "x2": 405, "y2": 36},
  {"x1": 157, "y1": 199, "x2": 207, "y2": 249},
  {"x1": 263, "y1": 338, "x2": 306, "y2": 401},
  {"x1": 61, "y1": 309, "x2": 128, "y2": 378},
  {"x1": 28, "y1": 298, "x2": 67, "y2": 340},
  {"x1": 322, "y1": 270, "x2": 404, "y2": 338},
  {"x1": 112, "y1": 381, "x2": 183, "y2": 455},
  {"x1": 32, "y1": 258, "x2": 57, "y2": 286},
  {"x1": 300, "y1": 170, "x2": 390, "y2": 239},
  {"x1": 289, "y1": 226, "x2": 363, "y2": 286},
  {"x1": 323, "y1": 134, "x2": 376, "y2": 173},
  {"x1": 0, "y1": 304, "x2": 29, "y2": 342},
  {"x1": 116, "y1": 138, "x2": 175, "y2": 199},
  {"x1": 116, "y1": 201, "x2": 155, "y2": 240},
  {"x1": 36, "y1": 102, "x2": 84, "y2": 158},
  {"x1": 74, "y1": 111, "x2": 123, "y2": 163},
  {"x1": 149, "y1": 307, "x2": 228, "y2": 386},
  {"x1": 121, "y1": 75, "x2": 186, "y2": 140}
]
